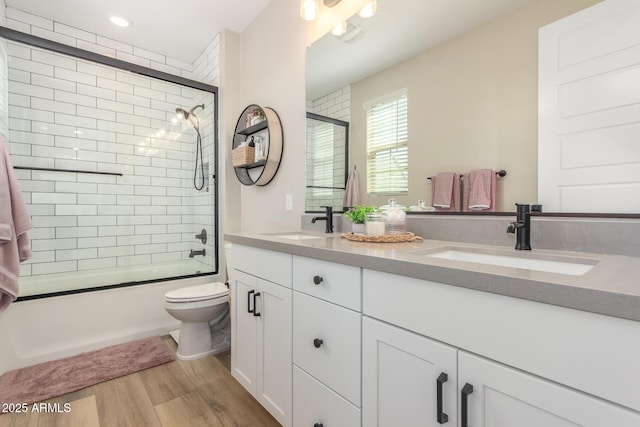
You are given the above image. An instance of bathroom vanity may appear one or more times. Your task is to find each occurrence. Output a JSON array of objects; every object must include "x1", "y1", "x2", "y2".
[{"x1": 225, "y1": 232, "x2": 640, "y2": 426}]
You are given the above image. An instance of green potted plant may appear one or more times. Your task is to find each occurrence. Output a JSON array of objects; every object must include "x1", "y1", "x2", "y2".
[{"x1": 344, "y1": 205, "x2": 376, "y2": 234}]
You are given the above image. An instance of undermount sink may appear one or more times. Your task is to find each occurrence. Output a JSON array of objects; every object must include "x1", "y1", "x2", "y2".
[
  {"x1": 272, "y1": 233, "x2": 322, "y2": 240},
  {"x1": 413, "y1": 248, "x2": 596, "y2": 276}
]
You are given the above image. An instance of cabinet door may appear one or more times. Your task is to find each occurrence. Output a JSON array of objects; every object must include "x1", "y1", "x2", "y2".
[
  {"x1": 256, "y1": 278, "x2": 292, "y2": 427},
  {"x1": 362, "y1": 317, "x2": 458, "y2": 427},
  {"x1": 230, "y1": 270, "x2": 258, "y2": 394},
  {"x1": 458, "y1": 351, "x2": 640, "y2": 427}
]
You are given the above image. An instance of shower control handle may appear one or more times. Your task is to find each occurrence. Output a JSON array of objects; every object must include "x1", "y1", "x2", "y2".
[{"x1": 195, "y1": 229, "x2": 207, "y2": 244}]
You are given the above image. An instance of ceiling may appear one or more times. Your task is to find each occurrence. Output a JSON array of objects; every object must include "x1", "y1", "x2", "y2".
[
  {"x1": 306, "y1": 0, "x2": 532, "y2": 100},
  {"x1": 5, "y1": 0, "x2": 273, "y2": 64},
  {"x1": 7, "y1": 0, "x2": 533, "y2": 86}
]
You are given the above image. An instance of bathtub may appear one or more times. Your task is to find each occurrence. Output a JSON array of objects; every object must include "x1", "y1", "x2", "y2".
[
  {"x1": 18, "y1": 260, "x2": 213, "y2": 298},
  {"x1": 0, "y1": 267, "x2": 223, "y2": 375}
]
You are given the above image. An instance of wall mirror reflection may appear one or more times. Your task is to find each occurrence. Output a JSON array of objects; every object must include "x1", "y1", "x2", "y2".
[
  {"x1": 305, "y1": 112, "x2": 349, "y2": 212},
  {"x1": 305, "y1": 0, "x2": 640, "y2": 215}
]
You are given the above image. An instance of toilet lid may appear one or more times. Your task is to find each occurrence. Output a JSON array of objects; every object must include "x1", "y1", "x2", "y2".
[{"x1": 165, "y1": 282, "x2": 229, "y2": 302}]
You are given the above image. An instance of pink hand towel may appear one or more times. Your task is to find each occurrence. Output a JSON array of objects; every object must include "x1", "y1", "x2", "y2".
[
  {"x1": 464, "y1": 169, "x2": 496, "y2": 212},
  {"x1": 0, "y1": 138, "x2": 33, "y2": 312},
  {"x1": 432, "y1": 173, "x2": 460, "y2": 212}
]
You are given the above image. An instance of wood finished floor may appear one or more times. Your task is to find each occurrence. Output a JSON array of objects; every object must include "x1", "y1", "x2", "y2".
[{"x1": 0, "y1": 337, "x2": 280, "y2": 427}]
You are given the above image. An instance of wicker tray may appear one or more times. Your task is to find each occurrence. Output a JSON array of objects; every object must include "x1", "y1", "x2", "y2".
[{"x1": 341, "y1": 232, "x2": 423, "y2": 243}]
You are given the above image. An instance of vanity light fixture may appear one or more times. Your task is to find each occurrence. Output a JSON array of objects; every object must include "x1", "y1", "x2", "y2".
[
  {"x1": 300, "y1": 0, "x2": 320, "y2": 21},
  {"x1": 301, "y1": 0, "x2": 343, "y2": 21},
  {"x1": 109, "y1": 15, "x2": 132, "y2": 27},
  {"x1": 332, "y1": 21, "x2": 347, "y2": 36},
  {"x1": 359, "y1": 0, "x2": 377, "y2": 18}
]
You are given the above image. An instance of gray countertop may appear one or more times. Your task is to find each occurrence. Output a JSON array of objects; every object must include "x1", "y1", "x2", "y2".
[{"x1": 224, "y1": 231, "x2": 640, "y2": 322}]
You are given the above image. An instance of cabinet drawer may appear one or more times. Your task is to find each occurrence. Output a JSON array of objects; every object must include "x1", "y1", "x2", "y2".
[
  {"x1": 293, "y1": 365, "x2": 361, "y2": 427},
  {"x1": 293, "y1": 255, "x2": 361, "y2": 311},
  {"x1": 228, "y1": 244, "x2": 292, "y2": 287},
  {"x1": 293, "y1": 291, "x2": 361, "y2": 406}
]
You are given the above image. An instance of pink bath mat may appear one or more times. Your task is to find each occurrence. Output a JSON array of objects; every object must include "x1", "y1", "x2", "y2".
[{"x1": 0, "y1": 336, "x2": 175, "y2": 405}]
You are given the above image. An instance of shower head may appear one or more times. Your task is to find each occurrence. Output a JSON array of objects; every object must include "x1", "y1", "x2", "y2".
[
  {"x1": 176, "y1": 104, "x2": 205, "y2": 122},
  {"x1": 175, "y1": 107, "x2": 189, "y2": 119}
]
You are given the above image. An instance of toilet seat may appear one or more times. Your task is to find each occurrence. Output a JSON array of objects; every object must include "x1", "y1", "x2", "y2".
[{"x1": 164, "y1": 282, "x2": 229, "y2": 303}]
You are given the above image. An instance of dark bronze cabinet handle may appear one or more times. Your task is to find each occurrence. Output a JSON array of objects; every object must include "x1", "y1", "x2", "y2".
[
  {"x1": 314, "y1": 423, "x2": 323, "y2": 427},
  {"x1": 313, "y1": 275, "x2": 323, "y2": 285},
  {"x1": 437, "y1": 372, "x2": 448, "y2": 424},
  {"x1": 313, "y1": 338, "x2": 323, "y2": 348},
  {"x1": 247, "y1": 290, "x2": 255, "y2": 313},
  {"x1": 253, "y1": 292, "x2": 261, "y2": 317},
  {"x1": 461, "y1": 383, "x2": 473, "y2": 427}
]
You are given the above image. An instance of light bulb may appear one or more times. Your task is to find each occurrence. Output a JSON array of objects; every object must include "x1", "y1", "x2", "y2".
[
  {"x1": 359, "y1": 1, "x2": 377, "y2": 18},
  {"x1": 110, "y1": 16, "x2": 131, "y2": 27},
  {"x1": 300, "y1": 0, "x2": 319, "y2": 21},
  {"x1": 331, "y1": 21, "x2": 347, "y2": 36}
]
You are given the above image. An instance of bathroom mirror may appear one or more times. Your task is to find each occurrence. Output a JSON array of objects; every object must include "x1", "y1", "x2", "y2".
[{"x1": 305, "y1": 0, "x2": 610, "y2": 214}]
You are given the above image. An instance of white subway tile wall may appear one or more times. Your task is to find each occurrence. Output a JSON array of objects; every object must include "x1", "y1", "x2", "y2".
[
  {"x1": 2, "y1": 7, "x2": 221, "y2": 291},
  {"x1": 306, "y1": 86, "x2": 351, "y2": 211}
]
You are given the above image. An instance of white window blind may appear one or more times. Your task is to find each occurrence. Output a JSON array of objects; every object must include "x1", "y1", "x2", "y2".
[{"x1": 365, "y1": 91, "x2": 408, "y2": 195}]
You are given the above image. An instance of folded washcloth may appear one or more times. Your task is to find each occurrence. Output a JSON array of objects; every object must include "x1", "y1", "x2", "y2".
[
  {"x1": 432, "y1": 173, "x2": 460, "y2": 212},
  {"x1": 464, "y1": 169, "x2": 496, "y2": 212}
]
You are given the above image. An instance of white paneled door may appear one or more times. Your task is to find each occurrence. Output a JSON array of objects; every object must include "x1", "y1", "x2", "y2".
[{"x1": 539, "y1": 0, "x2": 640, "y2": 212}]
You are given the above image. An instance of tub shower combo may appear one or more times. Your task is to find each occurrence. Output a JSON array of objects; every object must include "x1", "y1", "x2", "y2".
[
  {"x1": 0, "y1": 26, "x2": 221, "y2": 372},
  {"x1": 0, "y1": 32, "x2": 219, "y2": 298}
]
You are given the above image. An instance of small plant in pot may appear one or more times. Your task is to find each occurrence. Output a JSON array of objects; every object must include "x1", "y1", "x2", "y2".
[{"x1": 344, "y1": 205, "x2": 376, "y2": 234}]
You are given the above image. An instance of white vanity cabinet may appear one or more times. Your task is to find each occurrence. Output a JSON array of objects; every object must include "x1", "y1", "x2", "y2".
[
  {"x1": 292, "y1": 255, "x2": 362, "y2": 426},
  {"x1": 362, "y1": 317, "x2": 458, "y2": 426},
  {"x1": 227, "y1": 245, "x2": 292, "y2": 427},
  {"x1": 363, "y1": 269, "x2": 640, "y2": 426},
  {"x1": 458, "y1": 351, "x2": 640, "y2": 427}
]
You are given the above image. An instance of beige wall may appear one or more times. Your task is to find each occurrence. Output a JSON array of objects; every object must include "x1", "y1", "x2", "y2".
[
  {"x1": 350, "y1": 0, "x2": 601, "y2": 211},
  {"x1": 224, "y1": 0, "x2": 368, "y2": 233}
]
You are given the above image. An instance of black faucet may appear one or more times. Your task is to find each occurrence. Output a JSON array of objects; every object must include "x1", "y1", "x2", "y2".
[
  {"x1": 311, "y1": 206, "x2": 334, "y2": 233},
  {"x1": 189, "y1": 249, "x2": 206, "y2": 258},
  {"x1": 507, "y1": 203, "x2": 532, "y2": 250}
]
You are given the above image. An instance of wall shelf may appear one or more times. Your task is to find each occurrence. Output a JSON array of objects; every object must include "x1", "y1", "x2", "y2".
[{"x1": 232, "y1": 104, "x2": 283, "y2": 186}]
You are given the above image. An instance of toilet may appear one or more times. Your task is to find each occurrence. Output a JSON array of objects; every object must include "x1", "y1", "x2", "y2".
[{"x1": 164, "y1": 282, "x2": 231, "y2": 360}]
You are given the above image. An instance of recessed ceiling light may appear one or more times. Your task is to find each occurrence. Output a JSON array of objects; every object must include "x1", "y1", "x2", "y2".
[{"x1": 110, "y1": 15, "x2": 132, "y2": 27}]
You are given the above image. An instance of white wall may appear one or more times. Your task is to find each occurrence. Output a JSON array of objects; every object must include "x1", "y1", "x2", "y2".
[{"x1": 232, "y1": 0, "x2": 368, "y2": 233}]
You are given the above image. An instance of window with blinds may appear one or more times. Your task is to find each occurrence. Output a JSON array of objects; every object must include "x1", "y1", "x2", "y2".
[{"x1": 365, "y1": 90, "x2": 408, "y2": 195}]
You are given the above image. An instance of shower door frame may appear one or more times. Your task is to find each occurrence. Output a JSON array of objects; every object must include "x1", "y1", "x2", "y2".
[{"x1": 0, "y1": 26, "x2": 221, "y2": 300}]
